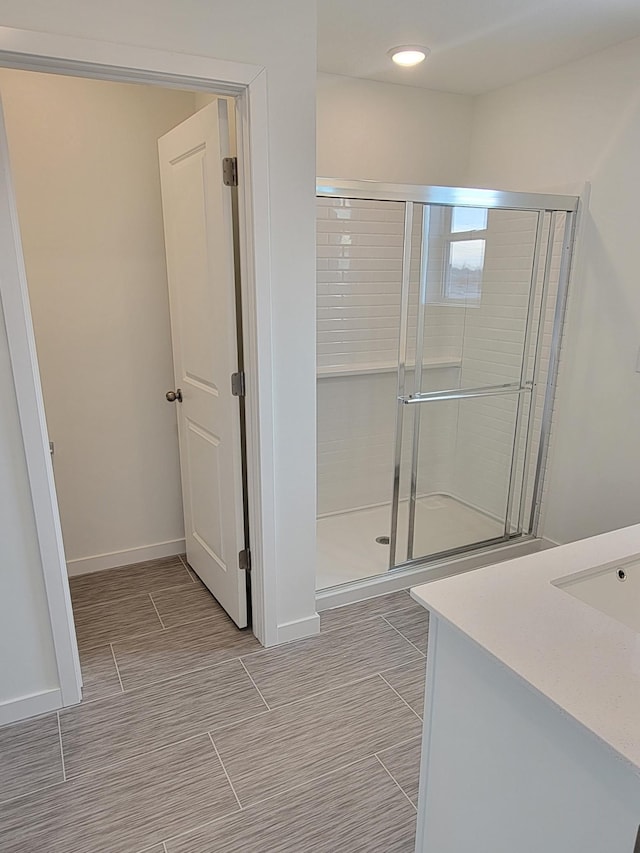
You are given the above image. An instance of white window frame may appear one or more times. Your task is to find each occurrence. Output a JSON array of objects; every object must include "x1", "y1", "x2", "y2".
[{"x1": 442, "y1": 207, "x2": 488, "y2": 304}]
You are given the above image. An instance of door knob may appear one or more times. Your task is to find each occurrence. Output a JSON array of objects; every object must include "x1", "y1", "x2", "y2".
[{"x1": 166, "y1": 389, "x2": 183, "y2": 402}]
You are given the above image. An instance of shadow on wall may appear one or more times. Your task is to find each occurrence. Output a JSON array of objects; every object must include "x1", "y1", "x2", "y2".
[{"x1": 544, "y1": 95, "x2": 640, "y2": 542}]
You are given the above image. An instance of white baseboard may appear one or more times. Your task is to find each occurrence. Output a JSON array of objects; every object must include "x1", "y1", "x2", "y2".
[
  {"x1": 66, "y1": 538, "x2": 186, "y2": 577},
  {"x1": 0, "y1": 688, "x2": 62, "y2": 726},
  {"x1": 276, "y1": 613, "x2": 320, "y2": 645}
]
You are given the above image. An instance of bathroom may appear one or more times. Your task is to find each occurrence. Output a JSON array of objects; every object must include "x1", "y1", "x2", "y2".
[{"x1": 0, "y1": 1, "x2": 639, "y2": 850}]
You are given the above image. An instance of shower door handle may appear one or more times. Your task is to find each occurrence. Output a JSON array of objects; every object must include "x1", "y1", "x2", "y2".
[{"x1": 399, "y1": 381, "x2": 532, "y2": 405}]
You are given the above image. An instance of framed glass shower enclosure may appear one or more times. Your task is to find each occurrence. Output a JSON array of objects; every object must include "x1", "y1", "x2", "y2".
[{"x1": 316, "y1": 179, "x2": 578, "y2": 589}]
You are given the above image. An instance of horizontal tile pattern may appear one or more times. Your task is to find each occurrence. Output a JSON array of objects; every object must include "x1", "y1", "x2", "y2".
[
  {"x1": 166, "y1": 756, "x2": 416, "y2": 853},
  {"x1": 382, "y1": 658, "x2": 427, "y2": 717},
  {"x1": 377, "y1": 738, "x2": 422, "y2": 805},
  {"x1": 383, "y1": 608, "x2": 429, "y2": 653},
  {"x1": 317, "y1": 366, "x2": 461, "y2": 516},
  {"x1": 69, "y1": 557, "x2": 192, "y2": 608},
  {"x1": 112, "y1": 615, "x2": 260, "y2": 691},
  {"x1": 150, "y1": 583, "x2": 222, "y2": 628},
  {"x1": 241, "y1": 618, "x2": 421, "y2": 707},
  {"x1": 78, "y1": 644, "x2": 123, "y2": 703},
  {"x1": 319, "y1": 590, "x2": 415, "y2": 632},
  {"x1": 0, "y1": 736, "x2": 239, "y2": 853},
  {"x1": 0, "y1": 714, "x2": 63, "y2": 803},
  {"x1": 72, "y1": 592, "x2": 163, "y2": 651},
  {"x1": 60, "y1": 659, "x2": 267, "y2": 778},
  {"x1": 212, "y1": 676, "x2": 422, "y2": 806}
]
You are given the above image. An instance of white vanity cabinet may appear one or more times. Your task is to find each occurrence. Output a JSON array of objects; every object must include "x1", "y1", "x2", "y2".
[{"x1": 411, "y1": 526, "x2": 640, "y2": 853}]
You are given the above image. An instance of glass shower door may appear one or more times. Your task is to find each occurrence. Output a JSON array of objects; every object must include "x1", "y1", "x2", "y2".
[{"x1": 390, "y1": 202, "x2": 559, "y2": 568}]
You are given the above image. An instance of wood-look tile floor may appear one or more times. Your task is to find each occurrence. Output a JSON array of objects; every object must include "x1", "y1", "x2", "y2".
[{"x1": 0, "y1": 556, "x2": 428, "y2": 852}]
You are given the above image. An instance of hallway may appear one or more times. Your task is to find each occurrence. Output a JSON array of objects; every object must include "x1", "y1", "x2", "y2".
[{"x1": 0, "y1": 557, "x2": 428, "y2": 851}]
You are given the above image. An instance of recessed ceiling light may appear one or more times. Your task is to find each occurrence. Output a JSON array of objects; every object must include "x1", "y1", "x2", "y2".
[{"x1": 388, "y1": 46, "x2": 429, "y2": 67}]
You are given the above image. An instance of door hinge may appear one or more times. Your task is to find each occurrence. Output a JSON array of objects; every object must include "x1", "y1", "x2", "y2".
[
  {"x1": 239, "y1": 548, "x2": 251, "y2": 572},
  {"x1": 231, "y1": 371, "x2": 246, "y2": 397},
  {"x1": 222, "y1": 157, "x2": 238, "y2": 187}
]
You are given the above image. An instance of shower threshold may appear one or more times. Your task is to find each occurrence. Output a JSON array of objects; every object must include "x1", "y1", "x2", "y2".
[{"x1": 316, "y1": 494, "x2": 504, "y2": 590}]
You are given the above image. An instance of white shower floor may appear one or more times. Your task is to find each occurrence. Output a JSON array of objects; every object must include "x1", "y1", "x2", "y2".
[{"x1": 316, "y1": 494, "x2": 504, "y2": 590}]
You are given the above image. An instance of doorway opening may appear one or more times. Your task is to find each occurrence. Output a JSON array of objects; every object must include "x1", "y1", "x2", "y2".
[{"x1": 0, "y1": 67, "x2": 253, "y2": 700}]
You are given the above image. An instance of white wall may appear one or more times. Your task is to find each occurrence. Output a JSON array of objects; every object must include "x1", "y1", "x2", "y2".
[
  {"x1": 317, "y1": 73, "x2": 473, "y2": 185},
  {"x1": 0, "y1": 69, "x2": 196, "y2": 573},
  {"x1": 0, "y1": 300, "x2": 58, "y2": 710},
  {"x1": 467, "y1": 35, "x2": 640, "y2": 544},
  {"x1": 0, "y1": 0, "x2": 317, "y2": 717}
]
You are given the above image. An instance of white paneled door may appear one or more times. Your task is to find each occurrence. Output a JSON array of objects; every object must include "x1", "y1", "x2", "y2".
[{"x1": 158, "y1": 100, "x2": 247, "y2": 628}]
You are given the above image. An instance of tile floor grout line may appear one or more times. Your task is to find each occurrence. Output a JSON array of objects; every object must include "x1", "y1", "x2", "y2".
[
  {"x1": 239, "y1": 659, "x2": 271, "y2": 711},
  {"x1": 319, "y1": 605, "x2": 423, "y2": 634},
  {"x1": 75, "y1": 687, "x2": 123, "y2": 707},
  {"x1": 79, "y1": 612, "x2": 230, "y2": 654},
  {"x1": 148, "y1": 592, "x2": 168, "y2": 630},
  {"x1": 71, "y1": 577, "x2": 199, "y2": 615},
  {"x1": 225, "y1": 671, "x2": 384, "y2": 718},
  {"x1": 79, "y1": 641, "x2": 422, "y2": 722},
  {"x1": 78, "y1": 654, "x2": 258, "y2": 707},
  {"x1": 0, "y1": 776, "x2": 70, "y2": 808},
  {"x1": 318, "y1": 601, "x2": 423, "y2": 633},
  {"x1": 376, "y1": 655, "x2": 425, "y2": 681},
  {"x1": 178, "y1": 553, "x2": 197, "y2": 584},
  {"x1": 235, "y1": 614, "x2": 412, "y2": 661},
  {"x1": 378, "y1": 673, "x2": 424, "y2": 723},
  {"x1": 68, "y1": 567, "x2": 185, "y2": 602},
  {"x1": 58, "y1": 730, "x2": 211, "y2": 787},
  {"x1": 86, "y1": 655, "x2": 259, "y2": 702},
  {"x1": 109, "y1": 643, "x2": 126, "y2": 693},
  {"x1": 208, "y1": 732, "x2": 244, "y2": 812},
  {"x1": 379, "y1": 615, "x2": 427, "y2": 658},
  {"x1": 57, "y1": 669, "x2": 422, "y2": 790},
  {"x1": 176, "y1": 554, "x2": 196, "y2": 585},
  {"x1": 56, "y1": 711, "x2": 67, "y2": 783},
  {"x1": 162, "y1": 734, "x2": 425, "y2": 848},
  {"x1": 78, "y1": 641, "x2": 421, "y2": 714},
  {"x1": 197, "y1": 666, "x2": 422, "y2": 736},
  {"x1": 161, "y1": 753, "x2": 379, "y2": 847},
  {"x1": 132, "y1": 842, "x2": 169, "y2": 853},
  {"x1": 373, "y1": 754, "x2": 418, "y2": 813},
  {"x1": 376, "y1": 732, "x2": 424, "y2": 755}
]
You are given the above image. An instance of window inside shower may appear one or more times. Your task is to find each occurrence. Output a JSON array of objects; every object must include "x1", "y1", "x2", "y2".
[{"x1": 316, "y1": 183, "x2": 576, "y2": 591}]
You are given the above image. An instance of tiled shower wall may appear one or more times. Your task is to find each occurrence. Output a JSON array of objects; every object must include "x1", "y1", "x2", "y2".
[{"x1": 316, "y1": 198, "x2": 464, "y2": 515}]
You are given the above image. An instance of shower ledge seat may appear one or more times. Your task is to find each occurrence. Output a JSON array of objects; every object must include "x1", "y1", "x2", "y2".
[
  {"x1": 411, "y1": 523, "x2": 640, "y2": 853},
  {"x1": 316, "y1": 356, "x2": 461, "y2": 379}
]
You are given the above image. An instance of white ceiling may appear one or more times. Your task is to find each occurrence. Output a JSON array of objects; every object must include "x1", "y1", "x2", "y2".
[{"x1": 317, "y1": 0, "x2": 640, "y2": 95}]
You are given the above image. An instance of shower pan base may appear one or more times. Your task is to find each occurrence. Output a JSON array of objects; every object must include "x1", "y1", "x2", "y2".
[{"x1": 316, "y1": 494, "x2": 503, "y2": 590}]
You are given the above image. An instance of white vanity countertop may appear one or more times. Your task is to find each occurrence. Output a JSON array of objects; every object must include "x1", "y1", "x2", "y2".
[{"x1": 411, "y1": 524, "x2": 640, "y2": 773}]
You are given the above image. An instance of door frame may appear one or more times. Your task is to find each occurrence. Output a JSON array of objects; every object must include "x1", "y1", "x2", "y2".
[{"x1": 0, "y1": 26, "x2": 279, "y2": 706}]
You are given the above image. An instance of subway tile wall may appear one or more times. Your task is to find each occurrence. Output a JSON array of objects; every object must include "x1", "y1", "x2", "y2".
[{"x1": 316, "y1": 198, "x2": 462, "y2": 516}]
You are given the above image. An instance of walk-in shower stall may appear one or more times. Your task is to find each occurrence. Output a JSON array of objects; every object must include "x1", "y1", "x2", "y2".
[{"x1": 316, "y1": 179, "x2": 578, "y2": 591}]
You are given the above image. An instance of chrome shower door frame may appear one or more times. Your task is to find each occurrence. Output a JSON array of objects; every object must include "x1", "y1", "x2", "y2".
[{"x1": 316, "y1": 178, "x2": 578, "y2": 576}]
